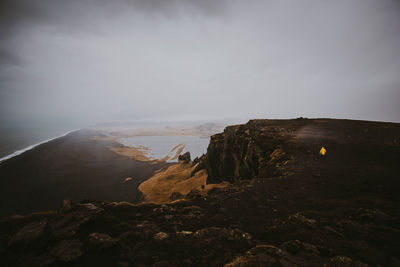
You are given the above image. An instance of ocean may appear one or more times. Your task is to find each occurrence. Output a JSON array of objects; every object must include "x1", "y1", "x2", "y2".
[
  {"x1": 0, "y1": 121, "x2": 223, "y2": 163},
  {"x1": 0, "y1": 126, "x2": 79, "y2": 161}
]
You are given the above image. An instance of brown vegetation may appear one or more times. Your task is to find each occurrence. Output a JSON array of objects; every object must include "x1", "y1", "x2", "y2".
[
  {"x1": 138, "y1": 163, "x2": 207, "y2": 203},
  {"x1": 109, "y1": 145, "x2": 152, "y2": 162}
]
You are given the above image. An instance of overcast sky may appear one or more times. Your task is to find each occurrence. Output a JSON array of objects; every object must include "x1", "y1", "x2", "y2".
[{"x1": 0, "y1": 0, "x2": 399, "y2": 127}]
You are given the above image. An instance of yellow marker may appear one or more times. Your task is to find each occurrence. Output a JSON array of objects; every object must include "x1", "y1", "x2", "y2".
[{"x1": 320, "y1": 146, "x2": 326, "y2": 156}]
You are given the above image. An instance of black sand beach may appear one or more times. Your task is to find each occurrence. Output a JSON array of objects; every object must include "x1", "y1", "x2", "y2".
[{"x1": 0, "y1": 129, "x2": 169, "y2": 217}]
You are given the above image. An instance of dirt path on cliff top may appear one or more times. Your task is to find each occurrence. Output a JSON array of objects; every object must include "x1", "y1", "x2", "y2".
[
  {"x1": 188, "y1": 119, "x2": 400, "y2": 261},
  {"x1": 203, "y1": 119, "x2": 400, "y2": 232},
  {"x1": 288, "y1": 119, "x2": 400, "y2": 200}
]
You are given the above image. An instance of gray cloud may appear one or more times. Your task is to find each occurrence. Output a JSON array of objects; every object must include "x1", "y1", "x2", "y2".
[
  {"x1": 0, "y1": 0, "x2": 226, "y2": 32},
  {"x1": 0, "y1": 47, "x2": 20, "y2": 67},
  {"x1": 0, "y1": 0, "x2": 399, "y2": 127}
]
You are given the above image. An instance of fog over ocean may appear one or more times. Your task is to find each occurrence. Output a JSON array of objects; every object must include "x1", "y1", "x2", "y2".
[
  {"x1": 119, "y1": 135, "x2": 210, "y2": 161},
  {"x1": 0, "y1": 119, "x2": 226, "y2": 163}
]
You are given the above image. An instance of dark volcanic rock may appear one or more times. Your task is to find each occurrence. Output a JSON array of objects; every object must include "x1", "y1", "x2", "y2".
[
  {"x1": 49, "y1": 203, "x2": 102, "y2": 239},
  {"x1": 169, "y1": 191, "x2": 184, "y2": 201},
  {"x1": 192, "y1": 156, "x2": 200, "y2": 166},
  {"x1": 178, "y1": 151, "x2": 191, "y2": 163},
  {"x1": 88, "y1": 232, "x2": 118, "y2": 251},
  {"x1": 204, "y1": 120, "x2": 291, "y2": 183},
  {"x1": 9, "y1": 221, "x2": 48, "y2": 246},
  {"x1": 50, "y1": 239, "x2": 83, "y2": 262},
  {"x1": 281, "y1": 240, "x2": 320, "y2": 258},
  {"x1": 191, "y1": 154, "x2": 207, "y2": 176},
  {"x1": 225, "y1": 244, "x2": 308, "y2": 267}
]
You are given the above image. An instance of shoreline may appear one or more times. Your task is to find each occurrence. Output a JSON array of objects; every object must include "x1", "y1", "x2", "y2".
[
  {"x1": 0, "y1": 128, "x2": 82, "y2": 164},
  {"x1": 0, "y1": 129, "x2": 171, "y2": 217}
]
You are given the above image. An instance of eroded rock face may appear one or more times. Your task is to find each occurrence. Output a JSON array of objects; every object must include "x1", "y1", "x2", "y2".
[{"x1": 204, "y1": 120, "x2": 291, "y2": 183}]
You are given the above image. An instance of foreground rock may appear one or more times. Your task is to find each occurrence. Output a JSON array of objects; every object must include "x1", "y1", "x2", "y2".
[
  {"x1": 50, "y1": 239, "x2": 83, "y2": 262},
  {"x1": 9, "y1": 221, "x2": 48, "y2": 246},
  {"x1": 88, "y1": 232, "x2": 118, "y2": 251},
  {"x1": 1, "y1": 191, "x2": 398, "y2": 266}
]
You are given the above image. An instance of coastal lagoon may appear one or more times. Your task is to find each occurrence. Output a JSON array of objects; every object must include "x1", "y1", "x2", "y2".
[{"x1": 118, "y1": 135, "x2": 210, "y2": 161}]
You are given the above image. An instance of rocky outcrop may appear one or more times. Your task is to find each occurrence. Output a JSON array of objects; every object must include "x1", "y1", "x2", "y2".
[
  {"x1": 50, "y1": 239, "x2": 83, "y2": 262},
  {"x1": 8, "y1": 221, "x2": 49, "y2": 247},
  {"x1": 88, "y1": 233, "x2": 118, "y2": 251},
  {"x1": 2, "y1": 196, "x2": 396, "y2": 266},
  {"x1": 203, "y1": 120, "x2": 291, "y2": 183},
  {"x1": 178, "y1": 151, "x2": 191, "y2": 163}
]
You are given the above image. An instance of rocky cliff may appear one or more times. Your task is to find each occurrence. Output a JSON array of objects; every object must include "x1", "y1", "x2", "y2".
[{"x1": 203, "y1": 120, "x2": 293, "y2": 183}]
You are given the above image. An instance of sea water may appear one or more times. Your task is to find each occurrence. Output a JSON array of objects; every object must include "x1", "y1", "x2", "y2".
[
  {"x1": 118, "y1": 135, "x2": 210, "y2": 161},
  {"x1": 0, "y1": 118, "x2": 86, "y2": 161},
  {"x1": 0, "y1": 128, "x2": 81, "y2": 163}
]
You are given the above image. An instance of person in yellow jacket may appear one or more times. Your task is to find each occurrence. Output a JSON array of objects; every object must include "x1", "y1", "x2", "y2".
[{"x1": 320, "y1": 146, "x2": 326, "y2": 156}]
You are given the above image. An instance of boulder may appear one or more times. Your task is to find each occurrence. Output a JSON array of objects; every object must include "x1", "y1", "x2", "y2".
[
  {"x1": 325, "y1": 256, "x2": 353, "y2": 266},
  {"x1": 178, "y1": 152, "x2": 191, "y2": 163},
  {"x1": 9, "y1": 221, "x2": 48, "y2": 246},
  {"x1": 49, "y1": 204, "x2": 102, "y2": 239},
  {"x1": 88, "y1": 232, "x2": 118, "y2": 251},
  {"x1": 154, "y1": 232, "x2": 169, "y2": 241},
  {"x1": 280, "y1": 240, "x2": 320, "y2": 258},
  {"x1": 50, "y1": 239, "x2": 83, "y2": 262}
]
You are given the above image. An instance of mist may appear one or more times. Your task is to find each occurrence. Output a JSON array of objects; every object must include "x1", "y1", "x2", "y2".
[{"x1": 1, "y1": 0, "x2": 399, "y2": 128}]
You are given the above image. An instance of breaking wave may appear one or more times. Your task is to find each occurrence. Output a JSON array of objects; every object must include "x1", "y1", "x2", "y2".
[{"x1": 0, "y1": 129, "x2": 81, "y2": 164}]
